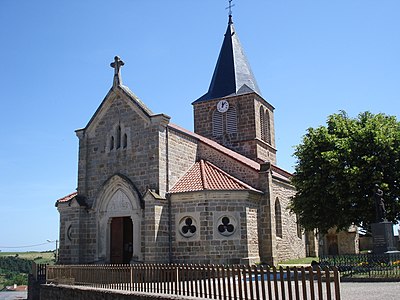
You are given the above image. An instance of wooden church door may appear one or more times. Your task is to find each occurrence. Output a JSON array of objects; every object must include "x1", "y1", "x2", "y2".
[{"x1": 110, "y1": 217, "x2": 133, "y2": 264}]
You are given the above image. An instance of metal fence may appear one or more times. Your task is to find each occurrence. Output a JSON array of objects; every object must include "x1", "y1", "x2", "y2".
[
  {"x1": 32, "y1": 262, "x2": 47, "y2": 283},
  {"x1": 320, "y1": 253, "x2": 400, "y2": 279},
  {"x1": 43, "y1": 263, "x2": 341, "y2": 300}
]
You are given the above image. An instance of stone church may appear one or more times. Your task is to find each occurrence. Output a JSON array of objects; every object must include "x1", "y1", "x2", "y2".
[{"x1": 56, "y1": 14, "x2": 309, "y2": 265}]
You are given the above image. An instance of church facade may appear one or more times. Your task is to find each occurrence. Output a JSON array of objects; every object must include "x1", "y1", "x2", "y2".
[{"x1": 56, "y1": 15, "x2": 308, "y2": 265}]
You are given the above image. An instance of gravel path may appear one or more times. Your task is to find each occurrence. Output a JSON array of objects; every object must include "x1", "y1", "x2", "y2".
[{"x1": 340, "y1": 282, "x2": 400, "y2": 300}]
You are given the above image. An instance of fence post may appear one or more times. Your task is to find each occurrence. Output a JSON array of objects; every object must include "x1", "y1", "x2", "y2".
[
  {"x1": 293, "y1": 267, "x2": 300, "y2": 300},
  {"x1": 333, "y1": 266, "x2": 341, "y2": 300},
  {"x1": 279, "y1": 267, "x2": 285, "y2": 300},
  {"x1": 307, "y1": 267, "x2": 315, "y2": 300},
  {"x1": 286, "y1": 266, "x2": 293, "y2": 300},
  {"x1": 272, "y1": 266, "x2": 279, "y2": 300},
  {"x1": 325, "y1": 267, "x2": 332, "y2": 300}
]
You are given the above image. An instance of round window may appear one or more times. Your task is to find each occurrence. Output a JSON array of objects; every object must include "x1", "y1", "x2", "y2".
[
  {"x1": 179, "y1": 216, "x2": 197, "y2": 238},
  {"x1": 217, "y1": 215, "x2": 237, "y2": 236}
]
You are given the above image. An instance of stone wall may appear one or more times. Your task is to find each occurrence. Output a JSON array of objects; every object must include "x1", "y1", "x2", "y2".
[
  {"x1": 170, "y1": 191, "x2": 262, "y2": 265},
  {"x1": 77, "y1": 93, "x2": 168, "y2": 206},
  {"x1": 193, "y1": 93, "x2": 276, "y2": 164},
  {"x1": 321, "y1": 227, "x2": 359, "y2": 255},
  {"x1": 57, "y1": 202, "x2": 86, "y2": 264},
  {"x1": 40, "y1": 284, "x2": 201, "y2": 300},
  {"x1": 142, "y1": 191, "x2": 169, "y2": 263},
  {"x1": 197, "y1": 142, "x2": 260, "y2": 189},
  {"x1": 337, "y1": 227, "x2": 359, "y2": 255},
  {"x1": 166, "y1": 127, "x2": 198, "y2": 190},
  {"x1": 272, "y1": 179, "x2": 306, "y2": 263}
]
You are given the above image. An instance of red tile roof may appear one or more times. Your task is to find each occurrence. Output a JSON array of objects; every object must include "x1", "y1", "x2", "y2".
[
  {"x1": 4, "y1": 285, "x2": 27, "y2": 291},
  {"x1": 169, "y1": 159, "x2": 262, "y2": 194},
  {"x1": 57, "y1": 192, "x2": 77, "y2": 203}
]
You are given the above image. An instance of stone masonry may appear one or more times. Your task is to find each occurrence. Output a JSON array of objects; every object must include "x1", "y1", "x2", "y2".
[{"x1": 56, "y1": 14, "x2": 310, "y2": 266}]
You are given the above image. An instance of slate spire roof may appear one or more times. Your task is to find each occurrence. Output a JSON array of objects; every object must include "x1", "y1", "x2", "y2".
[{"x1": 193, "y1": 15, "x2": 261, "y2": 103}]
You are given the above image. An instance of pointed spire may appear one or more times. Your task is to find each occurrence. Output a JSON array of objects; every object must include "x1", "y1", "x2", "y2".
[
  {"x1": 193, "y1": 14, "x2": 261, "y2": 103},
  {"x1": 110, "y1": 56, "x2": 124, "y2": 87}
]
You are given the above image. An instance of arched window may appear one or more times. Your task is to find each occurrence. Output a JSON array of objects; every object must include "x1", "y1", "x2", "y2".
[
  {"x1": 226, "y1": 106, "x2": 237, "y2": 134},
  {"x1": 260, "y1": 107, "x2": 265, "y2": 140},
  {"x1": 116, "y1": 126, "x2": 122, "y2": 149},
  {"x1": 123, "y1": 133, "x2": 128, "y2": 149},
  {"x1": 275, "y1": 198, "x2": 282, "y2": 238},
  {"x1": 260, "y1": 106, "x2": 272, "y2": 144},
  {"x1": 212, "y1": 110, "x2": 223, "y2": 136},
  {"x1": 110, "y1": 136, "x2": 115, "y2": 150},
  {"x1": 265, "y1": 110, "x2": 271, "y2": 144},
  {"x1": 108, "y1": 124, "x2": 129, "y2": 152}
]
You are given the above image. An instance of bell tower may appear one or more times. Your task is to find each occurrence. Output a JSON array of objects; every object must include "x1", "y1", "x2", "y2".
[{"x1": 192, "y1": 14, "x2": 277, "y2": 164}]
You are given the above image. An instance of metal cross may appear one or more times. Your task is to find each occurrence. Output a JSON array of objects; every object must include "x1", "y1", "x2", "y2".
[
  {"x1": 226, "y1": 0, "x2": 235, "y2": 15},
  {"x1": 110, "y1": 56, "x2": 125, "y2": 86}
]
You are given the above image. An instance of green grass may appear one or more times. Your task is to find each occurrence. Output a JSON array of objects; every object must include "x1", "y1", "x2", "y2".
[
  {"x1": 278, "y1": 257, "x2": 318, "y2": 266},
  {"x1": 0, "y1": 251, "x2": 55, "y2": 264}
]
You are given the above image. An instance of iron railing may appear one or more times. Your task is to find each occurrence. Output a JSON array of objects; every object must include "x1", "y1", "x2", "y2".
[{"x1": 320, "y1": 253, "x2": 400, "y2": 279}]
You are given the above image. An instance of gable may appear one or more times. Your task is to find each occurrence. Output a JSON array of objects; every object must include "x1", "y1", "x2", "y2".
[{"x1": 82, "y1": 85, "x2": 154, "y2": 137}]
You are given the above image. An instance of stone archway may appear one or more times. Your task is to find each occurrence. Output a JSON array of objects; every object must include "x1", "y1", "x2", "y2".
[{"x1": 95, "y1": 175, "x2": 142, "y2": 263}]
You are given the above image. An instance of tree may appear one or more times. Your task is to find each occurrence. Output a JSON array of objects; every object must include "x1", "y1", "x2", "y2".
[{"x1": 290, "y1": 111, "x2": 400, "y2": 233}]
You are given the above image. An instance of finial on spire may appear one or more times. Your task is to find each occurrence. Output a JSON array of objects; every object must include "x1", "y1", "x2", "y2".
[
  {"x1": 226, "y1": 0, "x2": 235, "y2": 16},
  {"x1": 110, "y1": 56, "x2": 125, "y2": 87}
]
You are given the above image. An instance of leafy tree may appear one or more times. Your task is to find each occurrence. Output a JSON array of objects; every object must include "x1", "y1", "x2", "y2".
[
  {"x1": 0, "y1": 256, "x2": 31, "y2": 274},
  {"x1": 290, "y1": 111, "x2": 400, "y2": 233},
  {"x1": 4, "y1": 273, "x2": 27, "y2": 286}
]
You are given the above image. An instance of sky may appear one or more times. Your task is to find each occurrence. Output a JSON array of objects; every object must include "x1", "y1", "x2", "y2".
[{"x1": 0, "y1": 0, "x2": 399, "y2": 252}]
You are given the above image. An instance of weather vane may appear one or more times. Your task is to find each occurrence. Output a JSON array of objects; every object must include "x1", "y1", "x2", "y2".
[{"x1": 226, "y1": 0, "x2": 235, "y2": 15}]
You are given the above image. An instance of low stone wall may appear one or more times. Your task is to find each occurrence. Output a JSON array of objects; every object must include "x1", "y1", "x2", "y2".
[{"x1": 40, "y1": 284, "x2": 201, "y2": 300}]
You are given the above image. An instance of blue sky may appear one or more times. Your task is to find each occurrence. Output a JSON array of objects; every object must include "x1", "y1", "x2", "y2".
[{"x1": 0, "y1": 0, "x2": 399, "y2": 251}]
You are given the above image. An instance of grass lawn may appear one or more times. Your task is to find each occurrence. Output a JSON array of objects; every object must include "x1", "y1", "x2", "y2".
[
  {"x1": 278, "y1": 256, "x2": 318, "y2": 266},
  {"x1": 0, "y1": 251, "x2": 55, "y2": 264}
]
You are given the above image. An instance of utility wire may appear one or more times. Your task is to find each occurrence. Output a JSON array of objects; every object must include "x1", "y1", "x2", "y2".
[{"x1": 0, "y1": 242, "x2": 54, "y2": 249}]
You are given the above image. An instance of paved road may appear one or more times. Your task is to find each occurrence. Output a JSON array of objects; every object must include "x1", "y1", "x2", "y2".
[
  {"x1": 1, "y1": 283, "x2": 399, "y2": 300},
  {"x1": 340, "y1": 282, "x2": 400, "y2": 300},
  {"x1": 0, "y1": 292, "x2": 26, "y2": 300}
]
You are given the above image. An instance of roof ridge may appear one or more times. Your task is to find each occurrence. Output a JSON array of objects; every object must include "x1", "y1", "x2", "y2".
[
  {"x1": 271, "y1": 164, "x2": 293, "y2": 178},
  {"x1": 168, "y1": 123, "x2": 260, "y2": 171},
  {"x1": 203, "y1": 160, "x2": 261, "y2": 192},
  {"x1": 200, "y1": 159, "x2": 209, "y2": 189}
]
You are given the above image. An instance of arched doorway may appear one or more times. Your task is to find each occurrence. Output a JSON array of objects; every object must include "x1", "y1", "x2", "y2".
[
  {"x1": 110, "y1": 217, "x2": 133, "y2": 264},
  {"x1": 95, "y1": 175, "x2": 142, "y2": 263},
  {"x1": 326, "y1": 233, "x2": 339, "y2": 255}
]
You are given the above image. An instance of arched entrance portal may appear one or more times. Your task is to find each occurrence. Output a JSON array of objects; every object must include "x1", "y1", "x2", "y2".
[
  {"x1": 110, "y1": 217, "x2": 133, "y2": 264},
  {"x1": 95, "y1": 175, "x2": 142, "y2": 263}
]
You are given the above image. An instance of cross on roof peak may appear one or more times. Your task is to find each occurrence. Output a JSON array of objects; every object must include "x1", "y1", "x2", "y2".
[
  {"x1": 110, "y1": 56, "x2": 125, "y2": 87},
  {"x1": 226, "y1": 0, "x2": 235, "y2": 16}
]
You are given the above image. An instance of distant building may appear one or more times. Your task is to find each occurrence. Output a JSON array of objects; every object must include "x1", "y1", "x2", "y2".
[
  {"x1": 2, "y1": 284, "x2": 27, "y2": 292},
  {"x1": 56, "y1": 14, "x2": 309, "y2": 265}
]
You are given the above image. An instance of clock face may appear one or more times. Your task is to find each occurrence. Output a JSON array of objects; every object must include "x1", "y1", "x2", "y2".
[{"x1": 217, "y1": 100, "x2": 229, "y2": 113}]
